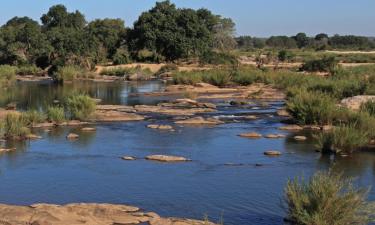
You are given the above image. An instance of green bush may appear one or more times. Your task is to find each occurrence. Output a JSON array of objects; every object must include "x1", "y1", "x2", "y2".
[
  {"x1": 300, "y1": 56, "x2": 338, "y2": 73},
  {"x1": 156, "y1": 64, "x2": 178, "y2": 76},
  {"x1": 47, "y1": 106, "x2": 66, "y2": 123},
  {"x1": 112, "y1": 48, "x2": 132, "y2": 65},
  {"x1": 199, "y1": 51, "x2": 238, "y2": 65},
  {"x1": 64, "y1": 94, "x2": 96, "y2": 120},
  {"x1": 22, "y1": 110, "x2": 46, "y2": 126},
  {"x1": 1, "y1": 113, "x2": 30, "y2": 139},
  {"x1": 202, "y1": 70, "x2": 232, "y2": 87},
  {"x1": 173, "y1": 71, "x2": 203, "y2": 85},
  {"x1": 55, "y1": 65, "x2": 87, "y2": 82},
  {"x1": 0, "y1": 65, "x2": 16, "y2": 87},
  {"x1": 360, "y1": 100, "x2": 375, "y2": 116},
  {"x1": 285, "y1": 171, "x2": 372, "y2": 225},
  {"x1": 315, "y1": 125, "x2": 370, "y2": 154},
  {"x1": 287, "y1": 90, "x2": 338, "y2": 125},
  {"x1": 16, "y1": 65, "x2": 42, "y2": 76}
]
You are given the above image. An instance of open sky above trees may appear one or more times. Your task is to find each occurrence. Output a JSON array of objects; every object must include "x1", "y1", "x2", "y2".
[{"x1": 0, "y1": 0, "x2": 374, "y2": 37}]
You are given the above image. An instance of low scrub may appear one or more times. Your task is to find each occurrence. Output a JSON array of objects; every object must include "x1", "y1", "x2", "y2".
[
  {"x1": 173, "y1": 69, "x2": 232, "y2": 87},
  {"x1": 16, "y1": 65, "x2": 42, "y2": 76},
  {"x1": 300, "y1": 56, "x2": 338, "y2": 73},
  {"x1": 47, "y1": 106, "x2": 66, "y2": 124},
  {"x1": 55, "y1": 66, "x2": 88, "y2": 82},
  {"x1": 285, "y1": 171, "x2": 373, "y2": 225},
  {"x1": 23, "y1": 110, "x2": 46, "y2": 126},
  {"x1": 286, "y1": 90, "x2": 338, "y2": 125},
  {"x1": 361, "y1": 100, "x2": 375, "y2": 116},
  {"x1": 64, "y1": 94, "x2": 96, "y2": 120},
  {"x1": 0, "y1": 65, "x2": 16, "y2": 87},
  {"x1": 0, "y1": 113, "x2": 30, "y2": 139}
]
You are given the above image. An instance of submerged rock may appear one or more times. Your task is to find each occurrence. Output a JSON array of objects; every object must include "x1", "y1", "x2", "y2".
[
  {"x1": 81, "y1": 127, "x2": 96, "y2": 132},
  {"x1": 0, "y1": 148, "x2": 16, "y2": 153},
  {"x1": 145, "y1": 155, "x2": 190, "y2": 162},
  {"x1": 238, "y1": 132, "x2": 262, "y2": 138},
  {"x1": 175, "y1": 116, "x2": 223, "y2": 125},
  {"x1": 66, "y1": 133, "x2": 79, "y2": 139},
  {"x1": 264, "y1": 150, "x2": 282, "y2": 156},
  {"x1": 147, "y1": 124, "x2": 174, "y2": 130},
  {"x1": 121, "y1": 156, "x2": 137, "y2": 161},
  {"x1": 278, "y1": 125, "x2": 303, "y2": 131},
  {"x1": 264, "y1": 134, "x2": 285, "y2": 139},
  {"x1": 0, "y1": 203, "x2": 216, "y2": 225},
  {"x1": 294, "y1": 136, "x2": 307, "y2": 141}
]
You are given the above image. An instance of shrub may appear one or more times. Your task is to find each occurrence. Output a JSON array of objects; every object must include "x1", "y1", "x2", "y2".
[
  {"x1": 300, "y1": 56, "x2": 338, "y2": 73},
  {"x1": 173, "y1": 71, "x2": 203, "y2": 85},
  {"x1": 278, "y1": 50, "x2": 295, "y2": 62},
  {"x1": 1, "y1": 113, "x2": 30, "y2": 139},
  {"x1": 64, "y1": 94, "x2": 96, "y2": 120},
  {"x1": 285, "y1": 171, "x2": 372, "y2": 225},
  {"x1": 22, "y1": 110, "x2": 46, "y2": 126},
  {"x1": 16, "y1": 65, "x2": 42, "y2": 76},
  {"x1": 360, "y1": 100, "x2": 375, "y2": 116},
  {"x1": 202, "y1": 70, "x2": 232, "y2": 87},
  {"x1": 0, "y1": 65, "x2": 16, "y2": 87},
  {"x1": 199, "y1": 51, "x2": 238, "y2": 65},
  {"x1": 287, "y1": 90, "x2": 338, "y2": 125},
  {"x1": 47, "y1": 106, "x2": 66, "y2": 123},
  {"x1": 55, "y1": 65, "x2": 86, "y2": 82},
  {"x1": 156, "y1": 64, "x2": 178, "y2": 76},
  {"x1": 112, "y1": 48, "x2": 132, "y2": 65},
  {"x1": 315, "y1": 125, "x2": 370, "y2": 154}
]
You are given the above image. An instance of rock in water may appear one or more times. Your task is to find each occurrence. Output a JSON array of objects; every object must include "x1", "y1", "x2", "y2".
[
  {"x1": 66, "y1": 133, "x2": 79, "y2": 139},
  {"x1": 145, "y1": 155, "x2": 190, "y2": 162},
  {"x1": 294, "y1": 136, "x2": 307, "y2": 141},
  {"x1": 238, "y1": 132, "x2": 262, "y2": 138},
  {"x1": 264, "y1": 151, "x2": 282, "y2": 156}
]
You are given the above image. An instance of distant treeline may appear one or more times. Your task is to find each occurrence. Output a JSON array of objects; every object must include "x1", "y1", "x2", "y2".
[
  {"x1": 236, "y1": 33, "x2": 375, "y2": 50},
  {"x1": 0, "y1": 0, "x2": 236, "y2": 73}
]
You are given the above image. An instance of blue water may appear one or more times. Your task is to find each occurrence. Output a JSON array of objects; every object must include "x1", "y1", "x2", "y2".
[{"x1": 0, "y1": 81, "x2": 374, "y2": 225}]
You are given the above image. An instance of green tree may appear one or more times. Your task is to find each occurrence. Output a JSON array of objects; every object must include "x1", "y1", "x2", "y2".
[{"x1": 293, "y1": 32, "x2": 309, "y2": 48}]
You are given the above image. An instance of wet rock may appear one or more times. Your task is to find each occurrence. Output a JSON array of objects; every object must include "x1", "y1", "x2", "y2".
[
  {"x1": 238, "y1": 132, "x2": 262, "y2": 138},
  {"x1": 26, "y1": 134, "x2": 42, "y2": 140},
  {"x1": 95, "y1": 110, "x2": 145, "y2": 122},
  {"x1": 121, "y1": 156, "x2": 137, "y2": 161},
  {"x1": 264, "y1": 134, "x2": 285, "y2": 139},
  {"x1": 32, "y1": 122, "x2": 55, "y2": 128},
  {"x1": 244, "y1": 115, "x2": 258, "y2": 120},
  {"x1": 278, "y1": 125, "x2": 303, "y2": 131},
  {"x1": 81, "y1": 127, "x2": 96, "y2": 132},
  {"x1": 147, "y1": 124, "x2": 174, "y2": 130},
  {"x1": 66, "y1": 133, "x2": 79, "y2": 140},
  {"x1": 264, "y1": 150, "x2": 282, "y2": 156},
  {"x1": 341, "y1": 95, "x2": 375, "y2": 110},
  {"x1": 67, "y1": 120, "x2": 89, "y2": 126},
  {"x1": 303, "y1": 125, "x2": 321, "y2": 130},
  {"x1": 175, "y1": 116, "x2": 223, "y2": 125},
  {"x1": 294, "y1": 136, "x2": 307, "y2": 141},
  {"x1": 145, "y1": 155, "x2": 190, "y2": 162},
  {"x1": 0, "y1": 148, "x2": 16, "y2": 153},
  {"x1": 276, "y1": 109, "x2": 290, "y2": 117},
  {"x1": 255, "y1": 163, "x2": 263, "y2": 167}
]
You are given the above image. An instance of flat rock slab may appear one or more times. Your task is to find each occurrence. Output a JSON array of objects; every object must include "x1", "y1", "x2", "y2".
[
  {"x1": 147, "y1": 124, "x2": 174, "y2": 130},
  {"x1": 0, "y1": 203, "x2": 216, "y2": 225},
  {"x1": 145, "y1": 155, "x2": 190, "y2": 162},
  {"x1": 264, "y1": 151, "x2": 282, "y2": 156},
  {"x1": 81, "y1": 127, "x2": 96, "y2": 132},
  {"x1": 294, "y1": 136, "x2": 307, "y2": 141},
  {"x1": 0, "y1": 148, "x2": 16, "y2": 153},
  {"x1": 264, "y1": 134, "x2": 285, "y2": 139},
  {"x1": 95, "y1": 110, "x2": 145, "y2": 122},
  {"x1": 66, "y1": 133, "x2": 79, "y2": 139},
  {"x1": 278, "y1": 125, "x2": 303, "y2": 131}
]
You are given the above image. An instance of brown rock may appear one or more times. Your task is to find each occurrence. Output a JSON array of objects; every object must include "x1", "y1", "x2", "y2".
[
  {"x1": 66, "y1": 133, "x2": 79, "y2": 139},
  {"x1": 276, "y1": 109, "x2": 290, "y2": 117},
  {"x1": 0, "y1": 148, "x2": 16, "y2": 153},
  {"x1": 264, "y1": 151, "x2": 282, "y2": 156},
  {"x1": 341, "y1": 95, "x2": 375, "y2": 110},
  {"x1": 265, "y1": 134, "x2": 285, "y2": 139},
  {"x1": 26, "y1": 134, "x2": 42, "y2": 140},
  {"x1": 322, "y1": 125, "x2": 333, "y2": 131},
  {"x1": 238, "y1": 132, "x2": 262, "y2": 138},
  {"x1": 147, "y1": 124, "x2": 174, "y2": 130},
  {"x1": 81, "y1": 127, "x2": 96, "y2": 132},
  {"x1": 294, "y1": 136, "x2": 307, "y2": 141},
  {"x1": 121, "y1": 156, "x2": 136, "y2": 161},
  {"x1": 145, "y1": 155, "x2": 190, "y2": 162}
]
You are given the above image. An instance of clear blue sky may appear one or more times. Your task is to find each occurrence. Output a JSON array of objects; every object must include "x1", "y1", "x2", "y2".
[{"x1": 0, "y1": 0, "x2": 374, "y2": 37}]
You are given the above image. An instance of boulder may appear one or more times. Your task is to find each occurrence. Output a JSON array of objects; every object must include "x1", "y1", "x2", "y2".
[
  {"x1": 341, "y1": 95, "x2": 375, "y2": 110},
  {"x1": 145, "y1": 155, "x2": 190, "y2": 162},
  {"x1": 264, "y1": 151, "x2": 282, "y2": 156},
  {"x1": 265, "y1": 134, "x2": 285, "y2": 139},
  {"x1": 66, "y1": 133, "x2": 79, "y2": 139},
  {"x1": 147, "y1": 124, "x2": 174, "y2": 130},
  {"x1": 238, "y1": 132, "x2": 262, "y2": 138},
  {"x1": 276, "y1": 109, "x2": 290, "y2": 117}
]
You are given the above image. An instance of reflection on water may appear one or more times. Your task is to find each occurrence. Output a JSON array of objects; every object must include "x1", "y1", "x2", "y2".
[
  {"x1": 0, "y1": 81, "x2": 374, "y2": 225},
  {"x1": 0, "y1": 80, "x2": 165, "y2": 110}
]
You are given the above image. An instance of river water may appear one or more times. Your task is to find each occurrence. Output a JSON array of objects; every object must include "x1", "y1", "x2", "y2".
[{"x1": 0, "y1": 80, "x2": 374, "y2": 225}]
